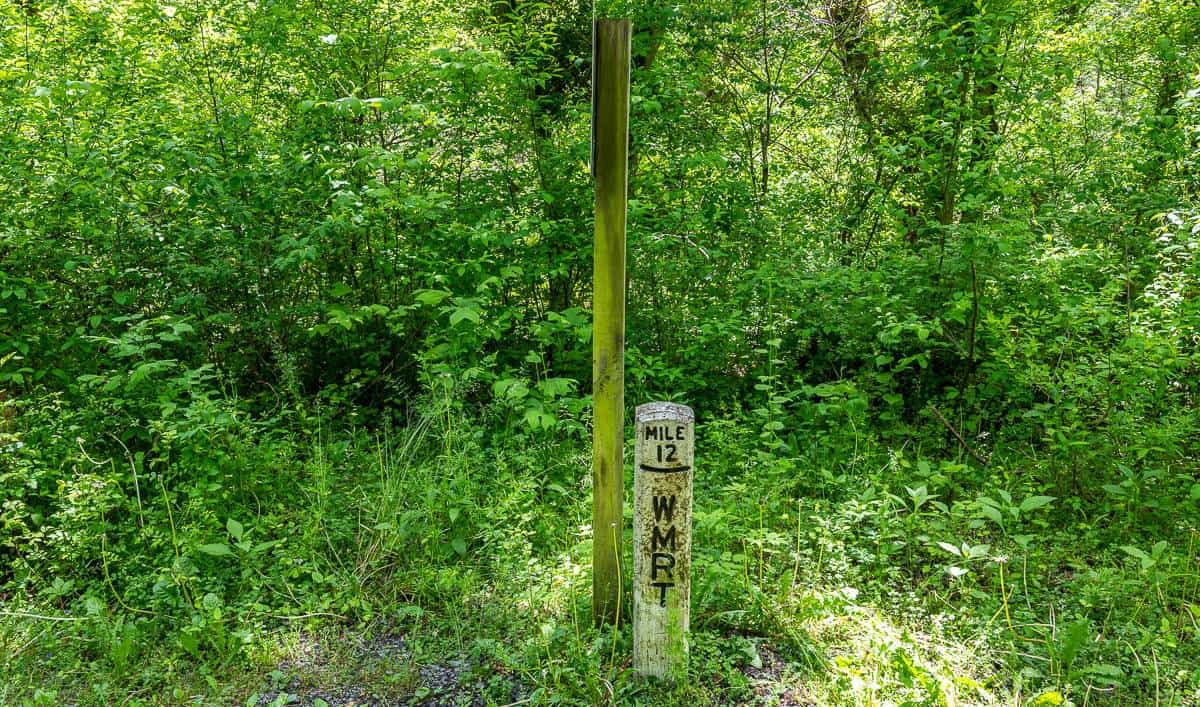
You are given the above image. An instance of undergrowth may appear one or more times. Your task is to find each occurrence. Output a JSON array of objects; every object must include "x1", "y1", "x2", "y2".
[{"x1": 2, "y1": 378, "x2": 1197, "y2": 706}]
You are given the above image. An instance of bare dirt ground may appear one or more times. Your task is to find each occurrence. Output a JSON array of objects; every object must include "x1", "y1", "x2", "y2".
[{"x1": 250, "y1": 632, "x2": 807, "y2": 706}]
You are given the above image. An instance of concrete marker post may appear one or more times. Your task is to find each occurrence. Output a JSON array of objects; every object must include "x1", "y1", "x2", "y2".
[{"x1": 633, "y1": 401, "x2": 694, "y2": 679}]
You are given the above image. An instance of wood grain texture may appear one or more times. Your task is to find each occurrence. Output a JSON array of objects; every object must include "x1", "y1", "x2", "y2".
[{"x1": 591, "y1": 18, "x2": 631, "y2": 627}]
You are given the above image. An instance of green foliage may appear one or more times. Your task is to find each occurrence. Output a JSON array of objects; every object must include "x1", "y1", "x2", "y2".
[{"x1": 2, "y1": 0, "x2": 1199, "y2": 703}]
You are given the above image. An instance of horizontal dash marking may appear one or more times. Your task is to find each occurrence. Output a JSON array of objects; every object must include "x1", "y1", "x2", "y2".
[{"x1": 639, "y1": 464, "x2": 691, "y2": 473}]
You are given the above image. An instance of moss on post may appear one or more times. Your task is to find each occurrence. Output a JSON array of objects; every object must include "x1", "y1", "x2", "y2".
[{"x1": 591, "y1": 18, "x2": 631, "y2": 627}]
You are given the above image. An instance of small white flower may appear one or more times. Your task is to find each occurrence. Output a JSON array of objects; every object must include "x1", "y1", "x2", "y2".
[{"x1": 319, "y1": 33, "x2": 338, "y2": 45}]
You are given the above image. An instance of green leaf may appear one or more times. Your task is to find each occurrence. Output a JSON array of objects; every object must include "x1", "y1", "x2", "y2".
[
  {"x1": 1057, "y1": 618, "x2": 1090, "y2": 672},
  {"x1": 226, "y1": 518, "x2": 244, "y2": 542},
  {"x1": 1119, "y1": 545, "x2": 1149, "y2": 562},
  {"x1": 451, "y1": 537, "x2": 467, "y2": 556},
  {"x1": 198, "y1": 543, "x2": 233, "y2": 557},
  {"x1": 966, "y1": 543, "x2": 990, "y2": 559},
  {"x1": 978, "y1": 504, "x2": 1003, "y2": 525},
  {"x1": 936, "y1": 541, "x2": 962, "y2": 557},
  {"x1": 1080, "y1": 664, "x2": 1123, "y2": 685},
  {"x1": 180, "y1": 630, "x2": 200, "y2": 656},
  {"x1": 449, "y1": 306, "x2": 480, "y2": 326},
  {"x1": 524, "y1": 407, "x2": 552, "y2": 430},
  {"x1": 1019, "y1": 495, "x2": 1055, "y2": 513},
  {"x1": 250, "y1": 540, "x2": 280, "y2": 555},
  {"x1": 493, "y1": 378, "x2": 528, "y2": 401},
  {"x1": 537, "y1": 377, "x2": 575, "y2": 399},
  {"x1": 414, "y1": 289, "x2": 451, "y2": 306}
]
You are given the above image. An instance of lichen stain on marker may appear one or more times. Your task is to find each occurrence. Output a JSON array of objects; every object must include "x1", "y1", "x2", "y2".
[{"x1": 633, "y1": 401, "x2": 694, "y2": 680}]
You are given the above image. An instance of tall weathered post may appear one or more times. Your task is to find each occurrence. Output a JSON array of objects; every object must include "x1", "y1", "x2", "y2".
[
  {"x1": 591, "y1": 18, "x2": 631, "y2": 626},
  {"x1": 633, "y1": 402, "x2": 694, "y2": 679}
]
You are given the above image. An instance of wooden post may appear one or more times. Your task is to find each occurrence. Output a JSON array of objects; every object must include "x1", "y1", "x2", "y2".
[
  {"x1": 633, "y1": 402, "x2": 693, "y2": 679},
  {"x1": 591, "y1": 18, "x2": 631, "y2": 626}
]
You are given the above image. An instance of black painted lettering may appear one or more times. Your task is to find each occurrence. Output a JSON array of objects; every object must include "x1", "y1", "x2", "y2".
[
  {"x1": 645, "y1": 426, "x2": 658, "y2": 441},
  {"x1": 651, "y1": 552, "x2": 676, "y2": 581},
  {"x1": 651, "y1": 524, "x2": 677, "y2": 553},
  {"x1": 652, "y1": 581, "x2": 674, "y2": 607},
  {"x1": 664, "y1": 444, "x2": 678, "y2": 462},
  {"x1": 652, "y1": 494, "x2": 677, "y2": 523},
  {"x1": 676, "y1": 425, "x2": 685, "y2": 440}
]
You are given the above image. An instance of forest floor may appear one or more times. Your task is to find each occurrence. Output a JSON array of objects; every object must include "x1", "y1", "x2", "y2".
[
  {"x1": 236, "y1": 615, "x2": 992, "y2": 706},
  {"x1": 246, "y1": 631, "x2": 813, "y2": 706}
]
